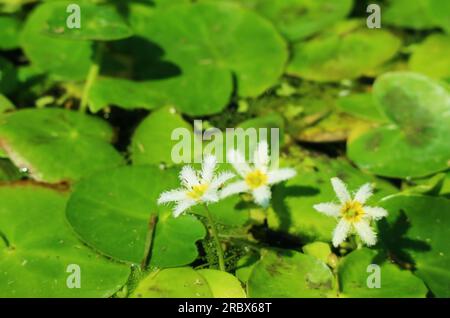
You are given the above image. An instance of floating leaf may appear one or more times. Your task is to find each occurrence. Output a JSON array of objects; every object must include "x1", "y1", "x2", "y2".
[
  {"x1": 0, "y1": 159, "x2": 21, "y2": 181},
  {"x1": 348, "y1": 72, "x2": 450, "y2": 178},
  {"x1": 66, "y1": 165, "x2": 206, "y2": 266},
  {"x1": 379, "y1": 194, "x2": 450, "y2": 297},
  {"x1": 247, "y1": 249, "x2": 335, "y2": 298},
  {"x1": 46, "y1": 1, "x2": 133, "y2": 41},
  {"x1": 338, "y1": 248, "x2": 427, "y2": 297},
  {"x1": 131, "y1": 267, "x2": 213, "y2": 298},
  {"x1": 288, "y1": 21, "x2": 401, "y2": 82},
  {"x1": 0, "y1": 108, "x2": 124, "y2": 183},
  {"x1": 429, "y1": 0, "x2": 450, "y2": 33},
  {"x1": 409, "y1": 34, "x2": 450, "y2": 80},
  {"x1": 0, "y1": 15, "x2": 21, "y2": 50},
  {"x1": 302, "y1": 242, "x2": 332, "y2": 264},
  {"x1": 0, "y1": 94, "x2": 15, "y2": 113},
  {"x1": 383, "y1": 0, "x2": 436, "y2": 30},
  {"x1": 197, "y1": 269, "x2": 246, "y2": 298},
  {"x1": 337, "y1": 93, "x2": 387, "y2": 122},
  {"x1": 0, "y1": 184, "x2": 130, "y2": 297}
]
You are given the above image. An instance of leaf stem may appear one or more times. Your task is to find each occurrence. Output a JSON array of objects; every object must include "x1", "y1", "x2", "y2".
[
  {"x1": 203, "y1": 204, "x2": 225, "y2": 271},
  {"x1": 80, "y1": 42, "x2": 104, "y2": 113},
  {"x1": 141, "y1": 214, "x2": 158, "y2": 270}
]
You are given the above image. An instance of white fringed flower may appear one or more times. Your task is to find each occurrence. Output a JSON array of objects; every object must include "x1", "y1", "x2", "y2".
[
  {"x1": 158, "y1": 155, "x2": 234, "y2": 217},
  {"x1": 313, "y1": 177, "x2": 388, "y2": 248},
  {"x1": 221, "y1": 140, "x2": 297, "y2": 207}
]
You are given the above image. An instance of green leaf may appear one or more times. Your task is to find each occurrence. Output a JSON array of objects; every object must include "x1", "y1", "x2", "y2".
[
  {"x1": 20, "y1": 2, "x2": 92, "y2": 80},
  {"x1": 130, "y1": 2, "x2": 288, "y2": 116},
  {"x1": 429, "y1": 0, "x2": 450, "y2": 33},
  {"x1": 0, "y1": 56, "x2": 18, "y2": 94},
  {"x1": 0, "y1": 15, "x2": 21, "y2": 50},
  {"x1": 302, "y1": 242, "x2": 332, "y2": 264},
  {"x1": 379, "y1": 194, "x2": 450, "y2": 297},
  {"x1": 288, "y1": 21, "x2": 401, "y2": 82},
  {"x1": 197, "y1": 269, "x2": 246, "y2": 298},
  {"x1": 383, "y1": 0, "x2": 436, "y2": 30},
  {"x1": 0, "y1": 94, "x2": 15, "y2": 113},
  {"x1": 0, "y1": 108, "x2": 124, "y2": 183},
  {"x1": 338, "y1": 248, "x2": 427, "y2": 298},
  {"x1": 348, "y1": 72, "x2": 450, "y2": 178},
  {"x1": 131, "y1": 106, "x2": 194, "y2": 165},
  {"x1": 268, "y1": 155, "x2": 397, "y2": 243},
  {"x1": 46, "y1": 1, "x2": 133, "y2": 41},
  {"x1": 409, "y1": 34, "x2": 450, "y2": 80},
  {"x1": 131, "y1": 267, "x2": 213, "y2": 298},
  {"x1": 235, "y1": 253, "x2": 260, "y2": 284},
  {"x1": 0, "y1": 159, "x2": 21, "y2": 181},
  {"x1": 247, "y1": 249, "x2": 335, "y2": 297},
  {"x1": 66, "y1": 165, "x2": 206, "y2": 266},
  {"x1": 337, "y1": 93, "x2": 387, "y2": 122},
  {"x1": 0, "y1": 184, "x2": 130, "y2": 297}
]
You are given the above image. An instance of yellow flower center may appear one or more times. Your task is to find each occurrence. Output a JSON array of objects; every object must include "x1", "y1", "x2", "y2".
[
  {"x1": 245, "y1": 170, "x2": 268, "y2": 189},
  {"x1": 187, "y1": 184, "x2": 209, "y2": 201},
  {"x1": 341, "y1": 201, "x2": 365, "y2": 222}
]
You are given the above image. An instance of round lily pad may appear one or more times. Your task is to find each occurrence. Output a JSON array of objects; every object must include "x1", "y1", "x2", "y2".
[
  {"x1": 130, "y1": 2, "x2": 288, "y2": 116},
  {"x1": 338, "y1": 248, "x2": 427, "y2": 297},
  {"x1": 288, "y1": 21, "x2": 401, "y2": 82},
  {"x1": 429, "y1": 0, "x2": 450, "y2": 33},
  {"x1": 131, "y1": 267, "x2": 212, "y2": 298},
  {"x1": 0, "y1": 184, "x2": 130, "y2": 297},
  {"x1": 247, "y1": 249, "x2": 335, "y2": 298},
  {"x1": 268, "y1": 155, "x2": 397, "y2": 243},
  {"x1": 384, "y1": 0, "x2": 436, "y2": 30},
  {"x1": 348, "y1": 72, "x2": 450, "y2": 178},
  {"x1": 0, "y1": 108, "x2": 124, "y2": 183},
  {"x1": 197, "y1": 269, "x2": 246, "y2": 298},
  {"x1": 66, "y1": 165, "x2": 206, "y2": 267},
  {"x1": 379, "y1": 194, "x2": 450, "y2": 297},
  {"x1": 409, "y1": 34, "x2": 450, "y2": 80}
]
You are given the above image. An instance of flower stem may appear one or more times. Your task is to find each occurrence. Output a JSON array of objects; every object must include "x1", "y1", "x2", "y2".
[
  {"x1": 203, "y1": 204, "x2": 225, "y2": 271},
  {"x1": 141, "y1": 214, "x2": 158, "y2": 270},
  {"x1": 80, "y1": 43, "x2": 103, "y2": 113}
]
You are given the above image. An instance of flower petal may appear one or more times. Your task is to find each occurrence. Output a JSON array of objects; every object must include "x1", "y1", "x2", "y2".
[
  {"x1": 202, "y1": 191, "x2": 219, "y2": 203},
  {"x1": 173, "y1": 199, "x2": 196, "y2": 218},
  {"x1": 354, "y1": 221, "x2": 377, "y2": 246},
  {"x1": 332, "y1": 219, "x2": 351, "y2": 247},
  {"x1": 180, "y1": 165, "x2": 199, "y2": 188},
  {"x1": 313, "y1": 203, "x2": 341, "y2": 217},
  {"x1": 331, "y1": 177, "x2": 351, "y2": 204},
  {"x1": 227, "y1": 149, "x2": 251, "y2": 177},
  {"x1": 252, "y1": 185, "x2": 271, "y2": 207},
  {"x1": 364, "y1": 206, "x2": 388, "y2": 220},
  {"x1": 267, "y1": 168, "x2": 297, "y2": 185},
  {"x1": 253, "y1": 140, "x2": 269, "y2": 171},
  {"x1": 220, "y1": 181, "x2": 249, "y2": 199},
  {"x1": 210, "y1": 171, "x2": 235, "y2": 190},
  {"x1": 157, "y1": 189, "x2": 187, "y2": 204},
  {"x1": 354, "y1": 183, "x2": 373, "y2": 204},
  {"x1": 201, "y1": 155, "x2": 217, "y2": 183}
]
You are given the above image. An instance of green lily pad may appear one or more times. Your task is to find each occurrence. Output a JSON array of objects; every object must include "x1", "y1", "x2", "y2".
[
  {"x1": 338, "y1": 248, "x2": 427, "y2": 298},
  {"x1": 429, "y1": 0, "x2": 450, "y2": 33},
  {"x1": 46, "y1": 1, "x2": 133, "y2": 41},
  {"x1": 131, "y1": 267, "x2": 213, "y2": 298},
  {"x1": 379, "y1": 194, "x2": 450, "y2": 297},
  {"x1": 0, "y1": 159, "x2": 21, "y2": 181},
  {"x1": 247, "y1": 249, "x2": 335, "y2": 298},
  {"x1": 130, "y1": 2, "x2": 288, "y2": 116},
  {"x1": 131, "y1": 106, "x2": 194, "y2": 165},
  {"x1": 20, "y1": 2, "x2": 92, "y2": 80},
  {"x1": 288, "y1": 21, "x2": 401, "y2": 82},
  {"x1": 409, "y1": 34, "x2": 450, "y2": 80},
  {"x1": 0, "y1": 108, "x2": 124, "y2": 183},
  {"x1": 0, "y1": 94, "x2": 15, "y2": 113},
  {"x1": 0, "y1": 15, "x2": 21, "y2": 50},
  {"x1": 66, "y1": 165, "x2": 206, "y2": 266},
  {"x1": 197, "y1": 269, "x2": 246, "y2": 298},
  {"x1": 302, "y1": 242, "x2": 332, "y2": 264},
  {"x1": 384, "y1": 0, "x2": 436, "y2": 30},
  {"x1": 337, "y1": 93, "x2": 387, "y2": 122},
  {"x1": 235, "y1": 253, "x2": 260, "y2": 284},
  {"x1": 348, "y1": 72, "x2": 450, "y2": 178},
  {"x1": 0, "y1": 184, "x2": 130, "y2": 297},
  {"x1": 268, "y1": 155, "x2": 397, "y2": 243}
]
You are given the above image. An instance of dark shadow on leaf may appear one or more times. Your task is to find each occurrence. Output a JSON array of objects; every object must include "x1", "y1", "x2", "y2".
[{"x1": 377, "y1": 209, "x2": 431, "y2": 269}]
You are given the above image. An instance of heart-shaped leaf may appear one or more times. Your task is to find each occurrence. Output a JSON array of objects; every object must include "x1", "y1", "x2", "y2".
[
  {"x1": 247, "y1": 249, "x2": 335, "y2": 297},
  {"x1": 338, "y1": 248, "x2": 427, "y2": 297},
  {"x1": 0, "y1": 184, "x2": 130, "y2": 297},
  {"x1": 348, "y1": 72, "x2": 450, "y2": 178},
  {"x1": 66, "y1": 165, "x2": 206, "y2": 267},
  {"x1": 0, "y1": 108, "x2": 124, "y2": 183},
  {"x1": 197, "y1": 269, "x2": 246, "y2": 298},
  {"x1": 379, "y1": 194, "x2": 450, "y2": 297}
]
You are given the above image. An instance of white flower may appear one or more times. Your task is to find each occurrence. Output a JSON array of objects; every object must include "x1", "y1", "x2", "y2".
[
  {"x1": 158, "y1": 155, "x2": 234, "y2": 217},
  {"x1": 313, "y1": 177, "x2": 388, "y2": 248},
  {"x1": 221, "y1": 140, "x2": 297, "y2": 207}
]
